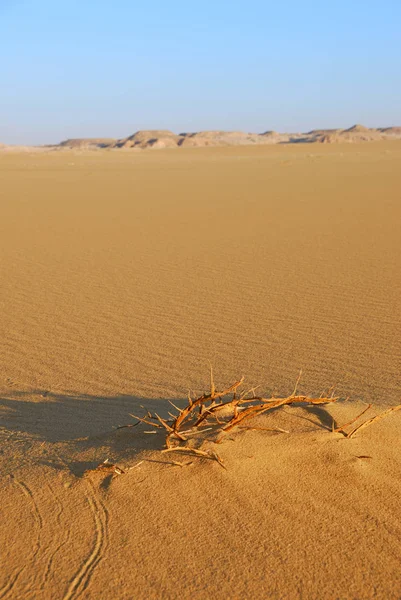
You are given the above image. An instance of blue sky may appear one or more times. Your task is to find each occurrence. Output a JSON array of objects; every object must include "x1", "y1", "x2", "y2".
[{"x1": 1, "y1": 0, "x2": 400, "y2": 144}]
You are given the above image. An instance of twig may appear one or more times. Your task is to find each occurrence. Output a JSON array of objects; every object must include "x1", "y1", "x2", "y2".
[
  {"x1": 116, "y1": 421, "x2": 140, "y2": 430},
  {"x1": 291, "y1": 370, "x2": 303, "y2": 397},
  {"x1": 162, "y1": 446, "x2": 226, "y2": 468},
  {"x1": 209, "y1": 363, "x2": 216, "y2": 397},
  {"x1": 162, "y1": 447, "x2": 211, "y2": 457},
  {"x1": 179, "y1": 427, "x2": 213, "y2": 436},
  {"x1": 333, "y1": 404, "x2": 372, "y2": 434},
  {"x1": 210, "y1": 451, "x2": 226, "y2": 469},
  {"x1": 154, "y1": 413, "x2": 174, "y2": 432},
  {"x1": 347, "y1": 404, "x2": 401, "y2": 439},
  {"x1": 239, "y1": 426, "x2": 290, "y2": 433},
  {"x1": 129, "y1": 414, "x2": 162, "y2": 429},
  {"x1": 128, "y1": 461, "x2": 144, "y2": 470},
  {"x1": 168, "y1": 400, "x2": 182, "y2": 413}
]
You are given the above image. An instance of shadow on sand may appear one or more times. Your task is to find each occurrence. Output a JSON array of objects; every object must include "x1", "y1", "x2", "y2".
[
  {"x1": 0, "y1": 389, "x2": 183, "y2": 475},
  {"x1": 0, "y1": 389, "x2": 338, "y2": 476},
  {"x1": 0, "y1": 389, "x2": 178, "y2": 442}
]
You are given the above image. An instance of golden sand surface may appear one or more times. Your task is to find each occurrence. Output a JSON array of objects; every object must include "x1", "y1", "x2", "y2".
[{"x1": 0, "y1": 142, "x2": 400, "y2": 599}]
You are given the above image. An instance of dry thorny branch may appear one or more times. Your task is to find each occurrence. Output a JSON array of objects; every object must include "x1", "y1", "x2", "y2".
[
  {"x1": 127, "y1": 369, "x2": 401, "y2": 469},
  {"x1": 95, "y1": 370, "x2": 401, "y2": 474},
  {"x1": 130, "y1": 369, "x2": 337, "y2": 468}
]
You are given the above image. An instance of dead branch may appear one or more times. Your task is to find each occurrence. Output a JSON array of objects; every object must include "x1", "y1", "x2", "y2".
[
  {"x1": 124, "y1": 374, "x2": 396, "y2": 472},
  {"x1": 131, "y1": 375, "x2": 338, "y2": 454},
  {"x1": 221, "y1": 395, "x2": 337, "y2": 432}
]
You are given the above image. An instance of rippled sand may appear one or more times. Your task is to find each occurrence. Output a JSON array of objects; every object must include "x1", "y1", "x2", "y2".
[{"x1": 1, "y1": 143, "x2": 400, "y2": 400}]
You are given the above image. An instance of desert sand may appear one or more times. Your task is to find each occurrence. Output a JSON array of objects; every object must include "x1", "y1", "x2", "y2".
[{"x1": 0, "y1": 142, "x2": 401, "y2": 599}]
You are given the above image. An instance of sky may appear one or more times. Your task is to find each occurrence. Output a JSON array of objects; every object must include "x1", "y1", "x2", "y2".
[{"x1": 1, "y1": 0, "x2": 400, "y2": 145}]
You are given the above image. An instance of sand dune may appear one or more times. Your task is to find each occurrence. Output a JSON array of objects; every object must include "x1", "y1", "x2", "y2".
[{"x1": 1, "y1": 142, "x2": 401, "y2": 598}]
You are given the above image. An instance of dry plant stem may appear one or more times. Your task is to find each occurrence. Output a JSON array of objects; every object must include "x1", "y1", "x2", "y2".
[
  {"x1": 162, "y1": 447, "x2": 211, "y2": 457},
  {"x1": 128, "y1": 461, "x2": 144, "y2": 470},
  {"x1": 210, "y1": 452, "x2": 227, "y2": 469},
  {"x1": 291, "y1": 370, "x2": 303, "y2": 397},
  {"x1": 168, "y1": 400, "x2": 182, "y2": 413},
  {"x1": 129, "y1": 414, "x2": 163, "y2": 429},
  {"x1": 131, "y1": 375, "x2": 337, "y2": 450},
  {"x1": 154, "y1": 413, "x2": 174, "y2": 432},
  {"x1": 333, "y1": 404, "x2": 372, "y2": 434},
  {"x1": 347, "y1": 404, "x2": 401, "y2": 439},
  {"x1": 239, "y1": 426, "x2": 290, "y2": 433},
  {"x1": 116, "y1": 421, "x2": 140, "y2": 430},
  {"x1": 165, "y1": 377, "x2": 245, "y2": 446},
  {"x1": 221, "y1": 395, "x2": 337, "y2": 432},
  {"x1": 180, "y1": 427, "x2": 213, "y2": 436},
  {"x1": 193, "y1": 398, "x2": 242, "y2": 427},
  {"x1": 119, "y1": 376, "x2": 399, "y2": 473},
  {"x1": 162, "y1": 446, "x2": 226, "y2": 468},
  {"x1": 221, "y1": 398, "x2": 289, "y2": 432}
]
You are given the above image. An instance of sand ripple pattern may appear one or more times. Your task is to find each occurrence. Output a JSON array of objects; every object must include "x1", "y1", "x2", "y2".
[{"x1": 1, "y1": 148, "x2": 400, "y2": 404}]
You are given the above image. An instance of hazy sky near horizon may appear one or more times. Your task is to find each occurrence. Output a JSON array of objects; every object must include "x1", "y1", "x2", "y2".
[{"x1": 1, "y1": 0, "x2": 400, "y2": 145}]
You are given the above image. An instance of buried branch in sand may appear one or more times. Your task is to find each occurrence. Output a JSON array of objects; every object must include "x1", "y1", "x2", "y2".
[
  {"x1": 128, "y1": 370, "x2": 401, "y2": 468},
  {"x1": 130, "y1": 369, "x2": 340, "y2": 452}
]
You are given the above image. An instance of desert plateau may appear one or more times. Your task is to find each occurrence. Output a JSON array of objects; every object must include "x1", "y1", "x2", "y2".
[{"x1": 2, "y1": 124, "x2": 401, "y2": 154}]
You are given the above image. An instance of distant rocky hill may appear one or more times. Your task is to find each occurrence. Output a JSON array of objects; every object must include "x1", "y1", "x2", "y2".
[
  {"x1": 2, "y1": 125, "x2": 401, "y2": 152},
  {"x1": 290, "y1": 124, "x2": 401, "y2": 145},
  {"x1": 177, "y1": 130, "x2": 298, "y2": 147},
  {"x1": 57, "y1": 138, "x2": 116, "y2": 149},
  {"x1": 314, "y1": 125, "x2": 385, "y2": 143},
  {"x1": 378, "y1": 126, "x2": 401, "y2": 136},
  {"x1": 79, "y1": 125, "x2": 401, "y2": 149},
  {"x1": 112, "y1": 130, "x2": 181, "y2": 149}
]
